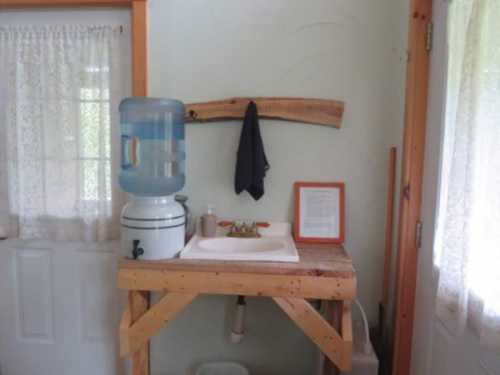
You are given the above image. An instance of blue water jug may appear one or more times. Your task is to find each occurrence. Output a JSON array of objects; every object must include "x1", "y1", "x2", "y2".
[{"x1": 119, "y1": 98, "x2": 186, "y2": 196}]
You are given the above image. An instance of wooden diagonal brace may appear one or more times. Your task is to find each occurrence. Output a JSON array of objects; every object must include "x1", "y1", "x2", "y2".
[
  {"x1": 128, "y1": 290, "x2": 150, "y2": 375},
  {"x1": 120, "y1": 304, "x2": 132, "y2": 336},
  {"x1": 274, "y1": 297, "x2": 352, "y2": 372},
  {"x1": 121, "y1": 292, "x2": 197, "y2": 357}
]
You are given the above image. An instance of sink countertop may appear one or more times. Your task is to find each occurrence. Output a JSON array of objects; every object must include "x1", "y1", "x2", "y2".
[{"x1": 119, "y1": 242, "x2": 355, "y2": 279}]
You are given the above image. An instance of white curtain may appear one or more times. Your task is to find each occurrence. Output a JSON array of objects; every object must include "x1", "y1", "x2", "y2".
[
  {"x1": 0, "y1": 25, "x2": 127, "y2": 241},
  {"x1": 435, "y1": 0, "x2": 500, "y2": 352}
]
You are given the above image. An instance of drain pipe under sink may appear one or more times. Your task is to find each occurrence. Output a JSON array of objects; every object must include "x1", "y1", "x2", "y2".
[{"x1": 230, "y1": 295, "x2": 246, "y2": 343}]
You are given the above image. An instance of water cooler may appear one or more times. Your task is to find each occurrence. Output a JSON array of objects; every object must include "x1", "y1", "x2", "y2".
[{"x1": 119, "y1": 98, "x2": 186, "y2": 260}]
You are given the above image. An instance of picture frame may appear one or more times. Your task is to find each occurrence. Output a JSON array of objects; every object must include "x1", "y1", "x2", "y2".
[{"x1": 293, "y1": 182, "x2": 345, "y2": 244}]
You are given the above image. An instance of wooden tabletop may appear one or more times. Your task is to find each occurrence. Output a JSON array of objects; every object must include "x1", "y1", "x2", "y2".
[{"x1": 119, "y1": 242, "x2": 355, "y2": 279}]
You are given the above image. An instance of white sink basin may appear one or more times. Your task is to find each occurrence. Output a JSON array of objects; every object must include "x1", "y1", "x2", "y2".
[
  {"x1": 180, "y1": 222, "x2": 299, "y2": 262},
  {"x1": 198, "y1": 237, "x2": 285, "y2": 253}
]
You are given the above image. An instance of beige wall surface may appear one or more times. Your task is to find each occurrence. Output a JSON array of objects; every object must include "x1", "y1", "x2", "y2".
[{"x1": 148, "y1": 1, "x2": 408, "y2": 374}]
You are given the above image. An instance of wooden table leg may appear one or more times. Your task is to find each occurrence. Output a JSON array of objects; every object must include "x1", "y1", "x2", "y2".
[
  {"x1": 129, "y1": 290, "x2": 150, "y2": 375},
  {"x1": 274, "y1": 298, "x2": 351, "y2": 372},
  {"x1": 323, "y1": 301, "x2": 342, "y2": 375}
]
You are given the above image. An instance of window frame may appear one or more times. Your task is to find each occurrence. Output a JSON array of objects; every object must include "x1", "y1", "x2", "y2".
[{"x1": 0, "y1": 0, "x2": 148, "y2": 97}]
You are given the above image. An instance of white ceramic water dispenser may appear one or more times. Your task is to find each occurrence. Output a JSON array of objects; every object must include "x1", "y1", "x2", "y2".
[{"x1": 119, "y1": 98, "x2": 186, "y2": 260}]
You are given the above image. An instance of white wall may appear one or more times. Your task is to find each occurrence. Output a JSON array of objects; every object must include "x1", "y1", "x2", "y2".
[{"x1": 148, "y1": 1, "x2": 408, "y2": 374}]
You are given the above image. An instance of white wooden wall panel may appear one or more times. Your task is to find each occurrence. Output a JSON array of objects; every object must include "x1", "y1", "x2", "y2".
[
  {"x1": 77, "y1": 244, "x2": 122, "y2": 375},
  {"x1": 15, "y1": 249, "x2": 54, "y2": 342},
  {"x1": 78, "y1": 250, "x2": 117, "y2": 341},
  {"x1": 0, "y1": 242, "x2": 78, "y2": 375},
  {"x1": 0, "y1": 240, "x2": 123, "y2": 375}
]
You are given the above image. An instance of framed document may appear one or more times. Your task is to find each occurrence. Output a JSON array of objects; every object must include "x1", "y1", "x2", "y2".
[{"x1": 293, "y1": 182, "x2": 345, "y2": 244}]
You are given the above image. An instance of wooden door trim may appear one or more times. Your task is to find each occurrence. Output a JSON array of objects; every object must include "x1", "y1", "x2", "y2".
[
  {"x1": 0, "y1": 0, "x2": 145, "y2": 8},
  {"x1": 130, "y1": 0, "x2": 147, "y2": 96},
  {"x1": 392, "y1": 0, "x2": 433, "y2": 374},
  {"x1": 0, "y1": 0, "x2": 148, "y2": 97}
]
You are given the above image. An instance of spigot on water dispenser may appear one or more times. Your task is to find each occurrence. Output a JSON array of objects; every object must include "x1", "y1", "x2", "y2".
[{"x1": 132, "y1": 239, "x2": 144, "y2": 260}]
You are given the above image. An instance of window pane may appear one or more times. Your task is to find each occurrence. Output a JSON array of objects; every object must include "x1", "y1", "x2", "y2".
[{"x1": 80, "y1": 99, "x2": 110, "y2": 160}]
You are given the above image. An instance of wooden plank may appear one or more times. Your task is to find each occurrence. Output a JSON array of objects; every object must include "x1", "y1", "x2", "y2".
[
  {"x1": 131, "y1": 0, "x2": 148, "y2": 96},
  {"x1": 120, "y1": 304, "x2": 132, "y2": 331},
  {"x1": 378, "y1": 147, "x2": 397, "y2": 373},
  {"x1": 119, "y1": 245, "x2": 355, "y2": 278},
  {"x1": 0, "y1": 0, "x2": 141, "y2": 7},
  {"x1": 118, "y1": 269, "x2": 356, "y2": 300},
  {"x1": 129, "y1": 290, "x2": 149, "y2": 375},
  {"x1": 119, "y1": 304, "x2": 132, "y2": 356},
  {"x1": 323, "y1": 301, "x2": 342, "y2": 375},
  {"x1": 185, "y1": 97, "x2": 344, "y2": 128},
  {"x1": 341, "y1": 301, "x2": 353, "y2": 348},
  {"x1": 121, "y1": 293, "x2": 197, "y2": 357},
  {"x1": 274, "y1": 297, "x2": 351, "y2": 372},
  {"x1": 382, "y1": 147, "x2": 397, "y2": 308},
  {"x1": 392, "y1": 1, "x2": 433, "y2": 375},
  {"x1": 322, "y1": 301, "x2": 352, "y2": 375}
]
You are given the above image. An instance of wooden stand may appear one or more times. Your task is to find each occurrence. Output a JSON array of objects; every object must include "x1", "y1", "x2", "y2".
[{"x1": 118, "y1": 243, "x2": 356, "y2": 375}]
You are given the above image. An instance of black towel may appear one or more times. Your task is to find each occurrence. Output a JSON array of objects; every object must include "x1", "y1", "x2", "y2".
[{"x1": 235, "y1": 101, "x2": 270, "y2": 200}]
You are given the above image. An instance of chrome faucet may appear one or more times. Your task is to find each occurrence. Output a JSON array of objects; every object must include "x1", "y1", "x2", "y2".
[{"x1": 227, "y1": 221, "x2": 261, "y2": 238}]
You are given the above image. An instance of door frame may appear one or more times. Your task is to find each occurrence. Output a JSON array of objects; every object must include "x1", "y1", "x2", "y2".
[
  {"x1": 392, "y1": 0, "x2": 433, "y2": 374},
  {"x1": 0, "y1": 0, "x2": 148, "y2": 97}
]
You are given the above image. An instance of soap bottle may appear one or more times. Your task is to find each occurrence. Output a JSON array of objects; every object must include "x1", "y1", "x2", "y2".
[{"x1": 201, "y1": 204, "x2": 217, "y2": 238}]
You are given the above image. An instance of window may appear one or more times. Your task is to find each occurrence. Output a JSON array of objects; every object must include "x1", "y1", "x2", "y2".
[
  {"x1": 0, "y1": 25, "x2": 126, "y2": 241},
  {"x1": 80, "y1": 73, "x2": 112, "y2": 203},
  {"x1": 434, "y1": 0, "x2": 500, "y2": 350}
]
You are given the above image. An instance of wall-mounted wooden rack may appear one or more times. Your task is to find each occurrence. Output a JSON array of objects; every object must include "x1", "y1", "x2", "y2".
[{"x1": 185, "y1": 97, "x2": 345, "y2": 129}]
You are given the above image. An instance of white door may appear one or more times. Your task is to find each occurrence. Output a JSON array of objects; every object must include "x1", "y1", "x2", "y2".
[
  {"x1": 0, "y1": 9, "x2": 130, "y2": 375},
  {"x1": 0, "y1": 240, "x2": 123, "y2": 375},
  {"x1": 411, "y1": 1, "x2": 500, "y2": 374}
]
